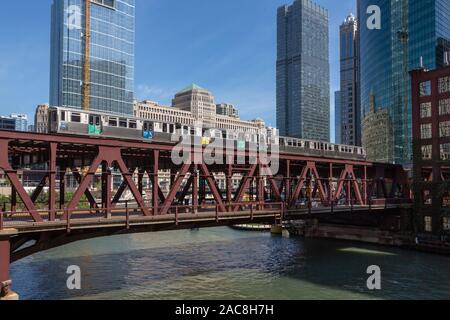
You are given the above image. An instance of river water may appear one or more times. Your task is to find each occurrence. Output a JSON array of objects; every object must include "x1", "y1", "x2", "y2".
[{"x1": 10, "y1": 227, "x2": 450, "y2": 300}]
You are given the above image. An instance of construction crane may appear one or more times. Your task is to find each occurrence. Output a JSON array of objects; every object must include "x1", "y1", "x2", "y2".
[{"x1": 82, "y1": 0, "x2": 91, "y2": 111}]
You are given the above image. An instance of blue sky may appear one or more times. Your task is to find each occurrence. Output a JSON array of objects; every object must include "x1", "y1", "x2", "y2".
[{"x1": 0, "y1": 0, "x2": 356, "y2": 142}]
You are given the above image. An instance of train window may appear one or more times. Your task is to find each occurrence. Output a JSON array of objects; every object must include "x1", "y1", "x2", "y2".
[
  {"x1": 109, "y1": 118, "x2": 118, "y2": 127},
  {"x1": 89, "y1": 115, "x2": 100, "y2": 126},
  {"x1": 61, "y1": 112, "x2": 66, "y2": 122},
  {"x1": 71, "y1": 113, "x2": 81, "y2": 123},
  {"x1": 143, "y1": 122, "x2": 153, "y2": 131},
  {"x1": 129, "y1": 120, "x2": 137, "y2": 129},
  {"x1": 119, "y1": 118, "x2": 127, "y2": 128}
]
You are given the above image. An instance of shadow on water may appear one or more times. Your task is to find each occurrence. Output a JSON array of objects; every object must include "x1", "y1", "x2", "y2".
[{"x1": 10, "y1": 227, "x2": 450, "y2": 300}]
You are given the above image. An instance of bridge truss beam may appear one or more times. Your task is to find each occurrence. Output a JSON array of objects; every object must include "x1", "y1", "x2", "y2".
[{"x1": 0, "y1": 131, "x2": 411, "y2": 298}]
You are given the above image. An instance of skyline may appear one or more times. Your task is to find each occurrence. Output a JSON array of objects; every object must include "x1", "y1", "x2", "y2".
[{"x1": 0, "y1": 0, "x2": 356, "y2": 142}]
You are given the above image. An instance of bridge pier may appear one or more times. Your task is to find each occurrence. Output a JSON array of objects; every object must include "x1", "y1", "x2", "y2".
[
  {"x1": 270, "y1": 224, "x2": 283, "y2": 235},
  {"x1": 0, "y1": 229, "x2": 19, "y2": 300}
]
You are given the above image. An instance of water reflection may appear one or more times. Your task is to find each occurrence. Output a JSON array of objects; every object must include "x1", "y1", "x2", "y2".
[{"x1": 10, "y1": 227, "x2": 450, "y2": 300}]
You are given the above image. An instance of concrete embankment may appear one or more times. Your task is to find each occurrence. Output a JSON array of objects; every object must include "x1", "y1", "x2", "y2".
[{"x1": 287, "y1": 221, "x2": 406, "y2": 246}]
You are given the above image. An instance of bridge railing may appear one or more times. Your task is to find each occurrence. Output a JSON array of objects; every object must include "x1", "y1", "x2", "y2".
[
  {"x1": 0, "y1": 196, "x2": 413, "y2": 230},
  {"x1": 0, "y1": 200, "x2": 285, "y2": 229}
]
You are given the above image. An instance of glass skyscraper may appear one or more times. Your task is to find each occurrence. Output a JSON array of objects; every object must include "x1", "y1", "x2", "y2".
[
  {"x1": 335, "y1": 91, "x2": 342, "y2": 145},
  {"x1": 50, "y1": 0, "x2": 135, "y2": 115},
  {"x1": 358, "y1": 0, "x2": 450, "y2": 164},
  {"x1": 339, "y1": 14, "x2": 361, "y2": 146},
  {"x1": 277, "y1": 0, "x2": 330, "y2": 141}
]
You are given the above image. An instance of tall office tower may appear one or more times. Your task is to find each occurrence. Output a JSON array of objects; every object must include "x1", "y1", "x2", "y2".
[
  {"x1": 358, "y1": 0, "x2": 450, "y2": 164},
  {"x1": 277, "y1": 0, "x2": 330, "y2": 141},
  {"x1": 334, "y1": 91, "x2": 341, "y2": 144},
  {"x1": 339, "y1": 14, "x2": 361, "y2": 146},
  {"x1": 50, "y1": 0, "x2": 135, "y2": 115}
]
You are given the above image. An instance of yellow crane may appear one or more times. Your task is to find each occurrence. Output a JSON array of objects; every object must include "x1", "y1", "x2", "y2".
[{"x1": 82, "y1": 0, "x2": 91, "y2": 111}]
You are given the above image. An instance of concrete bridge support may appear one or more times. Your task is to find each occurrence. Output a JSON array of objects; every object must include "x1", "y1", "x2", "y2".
[{"x1": 0, "y1": 229, "x2": 18, "y2": 300}]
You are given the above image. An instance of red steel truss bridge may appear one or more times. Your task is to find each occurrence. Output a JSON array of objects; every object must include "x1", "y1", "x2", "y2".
[{"x1": 0, "y1": 130, "x2": 411, "y2": 299}]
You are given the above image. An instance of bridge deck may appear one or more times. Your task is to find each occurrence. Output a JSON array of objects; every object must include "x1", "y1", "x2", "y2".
[
  {"x1": 3, "y1": 209, "x2": 279, "y2": 234},
  {"x1": 1, "y1": 204, "x2": 407, "y2": 235}
]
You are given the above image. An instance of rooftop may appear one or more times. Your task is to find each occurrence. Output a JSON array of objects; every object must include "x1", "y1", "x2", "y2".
[{"x1": 177, "y1": 84, "x2": 209, "y2": 94}]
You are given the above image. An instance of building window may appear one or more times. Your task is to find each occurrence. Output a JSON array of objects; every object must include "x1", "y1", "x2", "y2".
[
  {"x1": 420, "y1": 102, "x2": 432, "y2": 118},
  {"x1": 420, "y1": 123, "x2": 432, "y2": 139},
  {"x1": 441, "y1": 143, "x2": 450, "y2": 160},
  {"x1": 440, "y1": 121, "x2": 450, "y2": 138},
  {"x1": 422, "y1": 145, "x2": 432, "y2": 160},
  {"x1": 444, "y1": 218, "x2": 450, "y2": 231},
  {"x1": 439, "y1": 76, "x2": 450, "y2": 93},
  {"x1": 420, "y1": 81, "x2": 432, "y2": 97},
  {"x1": 439, "y1": 98, "x2": 450, "y2": 116},
  {"x1": 92, "y1": 0, "x2": 116, "y2": 9},
  {"x1": 425, "y1": 216, "x2": 432, "y2": 233}
]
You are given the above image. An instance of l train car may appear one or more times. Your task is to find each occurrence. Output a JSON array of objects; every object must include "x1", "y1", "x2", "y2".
[
  {"x1": 278, "y1": 137, "x2": 366, "y2": 160},
  {"x1": 47, "y1": 107, "x2": 268, "y2": 148},
  {"x1": 49, "y1": 106, "x2": 189, "y2": 143},
  {"x1": 48, "y1": 107, "x2": 366, "y2": 160}
]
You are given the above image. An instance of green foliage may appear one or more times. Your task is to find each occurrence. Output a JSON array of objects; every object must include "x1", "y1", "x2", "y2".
[{"x1": 0, "y1": 190, "x2": 92, "y2": 211}]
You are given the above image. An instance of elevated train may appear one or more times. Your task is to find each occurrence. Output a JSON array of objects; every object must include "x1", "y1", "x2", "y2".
[{"x1": 48, "y1": 106, "x2": 366, "y2": 160}]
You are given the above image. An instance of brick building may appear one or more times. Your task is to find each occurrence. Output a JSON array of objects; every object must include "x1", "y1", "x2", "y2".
[{"x1": 411, "y1": 66, "x2": 450, "y2": 235}]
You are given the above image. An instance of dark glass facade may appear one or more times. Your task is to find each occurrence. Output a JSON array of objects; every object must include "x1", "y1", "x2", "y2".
[
  {"x1": 50, "y1": 0, "x2": 135, "y2": 115},
  {"x1": 358, "y1": 0, "x2": 450, "y2": 164},
  {"x1": 0, "y1": 117, "x2": 17, "y2": 131},
  {"x1": 277, "y1": 0, "x2": 330, "y2": 141},
  {"x1": 335, "y1": 90, "x2": 341, "y2": 144},
  {"x1": 339, "y1": 14, "x2": 361, "y2": 146}
]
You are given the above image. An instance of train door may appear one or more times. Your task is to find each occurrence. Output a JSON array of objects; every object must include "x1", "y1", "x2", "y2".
[
  {"x1": 88, "y1": 114, "x2": 102, "y2": 135},
  {"x1": 143, "y1": 121, "x2": 154, "y2": 140},
  {"x1": 49, "y1": 109, "x2": 59, "y2": 133}
]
